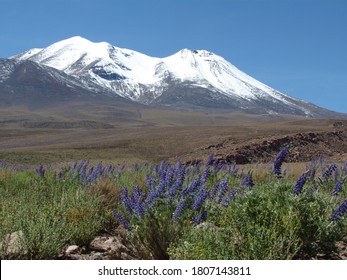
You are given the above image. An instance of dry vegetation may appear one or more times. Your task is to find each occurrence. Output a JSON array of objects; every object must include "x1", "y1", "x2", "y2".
[
  {"x1": 1, "y1": 109, "x2": 346, "y2": 167},
  {"x1": 1, "y1": 104, "x2": 347, "y2": 260}
]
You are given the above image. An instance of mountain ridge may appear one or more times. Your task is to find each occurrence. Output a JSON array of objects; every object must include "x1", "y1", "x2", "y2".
[{"x1": 3, "y1": 36, "x2": 346, "y2": 119}]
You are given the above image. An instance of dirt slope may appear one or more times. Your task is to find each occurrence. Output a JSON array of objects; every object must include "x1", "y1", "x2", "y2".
[{"x1": 182, "y1": 121, "x2": 347, "y2": 164}]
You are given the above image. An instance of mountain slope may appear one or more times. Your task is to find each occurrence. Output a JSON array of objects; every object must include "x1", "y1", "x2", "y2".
[
  {"x1": 8, "y1": 36, "x2": 346, "y2": 118},
  {"x1": 0, "y1": 58, "x2": 135, "y2": 109}
]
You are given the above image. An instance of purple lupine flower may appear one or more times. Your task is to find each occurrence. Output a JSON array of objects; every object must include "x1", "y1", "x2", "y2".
[
  {"x1": 306, "y1": 160, "x2": 317, "y2": 181},
  {"x1": 323, "y1": 163, "x2": 337, "y2": 182},
  {"x1": 222, "y1": 188, "x2": 236, "y2": 207},
  {"x1": 69, "y1": 168, "x2": 75, "y2": 179},
  {"x1": 172, "y1": 199, "x2": 186, "y2": 222},
  {"x1": 118, "y1": 164, "x2": 126, "y2": 173},
  {"x1": 342, "y1": 163, "x2": 347, "y2": 176},
  {"x1": 76, "y1": 160, "x2": 85, "y2": 173},
  {"x1": 205, "y1": 153, "x2": 214, "y2": 166},
  {"x1": 308, "y1": 168, "x2": 316, "y2": 182},
  {"x1": 82, "y1": 160, "x2": 89, "y2": 171},
  {"x1": 133, "y1": 200, "x2": 145, "y2": 217},
  {"x1": 79, "y1": 161, "x2": 89, "y2": 180},
  {"x1": 89, "y1": 168, "x2": 98, "y2": 183},
  {"x1": 192, "y1": 189, "x2": 209, "y2": 211},
  {"x1": 332, "y1": 179, "x2": 344, "y2": 196},
  {"x1": 144, "y1": 188, "x2": 159, "y2": 207},
  {"x1": 159, "y1": 168, "x2": 167, "y2": 183},
  {"x1": 120, "y1": 187, "x2": 133, "y2": 215},
  {"x1": 95, "y1": 162, "x2": 103, "y2": 177},
  {"x1": 307, "y1": 184, "x2": 318, "y2": 195},
  {"x1": 159, "y1": 161, "x2": 166, "y2": 173},
  {"x1": 228, "y1": 163, "x2": 239, "y2": 176},
  {"x1": 193, "y1": 210, "x2": 208, "y2": 225},
  {"x1": 86, "y1": 166, "x2": 95, "y2": 182},
  {"x1": 133, "y1": 163, "x2": 139, "y2": 172},
  {"x1": 176, "y1": 164, "x2": 185, "y2": 184},
  {"x1": 88, "y1": 166, "x2": 94, "y2": 176},
  {"x1": 152, "y1": 164, "x2": 159, "y2": 176},
  {"x1": 36, "y1": 164, "x2": 45, "y2": 177},
  {"x1": 132, "y1": 185, "x2": 146, "y2": 215},
  {"x1": 331, "y1": 198, "x2": 347, "y2": 221},
  {"x1": 168, "y1": 180, "x2": 183, "y2": 198},
  {"x1": 113, "y1": 210, "x2": 132, "y2": 231},
  {"x1": 240, "y1": 172, "x2": 254, "y2": 190},
  {"x1": 79, "y1": 165, "x2": 87, "y2": 181},
  {"x1": 132, "y1": 185, "x2": 142, "y2": 201},
  {"x1": 105, "y1": 164, "x2": 114, "y2": 175},
  {"x1": 213, "y1": 161, "x2": 223, "y2": 173},
  {"x1": 71, "y1": 160, "x2": 78, "y2": 170},
  {"x1": 165, "y1": 166, "x2": 175, "y2": 188},
  {"x1": 58, "y1": 171, "x2": 63, "y2": 181},
  {"x1": 318, "y1": 154, "x2": 324, "y2": 167},
  {"x1": 200, "y1": 167, "x2": 211, "y2": 184},
  {"x1": 156, "y1": 181, "x2": 166, "y2": 197},
  {"x1": 185, "y1": 165, "x2": 192, "y2": 174},
  {"x1": 175, "y1": 160, "x2": 182, "y2": 171},
  {"x1": 221, "y1": 164, "x2": 229, "y2": 171},
  {"x1": 209, "y1": 182, "x2": 219, "y2": 199},
  {"x1": 293, "y1": 173, "x2": 307, "y2": 195},
  {"x1": 215, "y1": 179, "x2": 228, "y2": 204},
  {"x1": 182, "y1": 178, "x2": 201, "y2": 197},
  {"x1": 273, "y1": 147, "x2": 289, "y2": 178},
  {"x1": 146, "y1": 174, "x2": 156, "y2": 189}
]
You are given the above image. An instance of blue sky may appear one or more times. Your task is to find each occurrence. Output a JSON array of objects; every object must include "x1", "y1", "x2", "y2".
[{"x1": 1, "y1": 0, "x2": 346, "y2": 113}]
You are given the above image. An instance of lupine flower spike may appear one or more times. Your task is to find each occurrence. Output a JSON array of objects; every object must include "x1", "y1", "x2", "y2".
[
  {"x1": 36, "y1": 164, "x2": 45, "y2": 178},
  {"x1": 332, "y1": 179, "x2": 344, "y2": 196},
  {"x1": 215, "y1": 179, "x2": 228, "y2": 204},
  {"x1": 113, "y1": 210, "x2": 132, "y2": 231},
  {"x1": 323, "y1": 163, "x2": 337, "y2": 182},
  {"x1": 193, "y1": 211, "x2": 207, "y2": 225},
  {"x1": 331, "y1": 199, "x2": 347, "y2": 221},
  {"x1": 172, "y1": 200, "x2": 186, "y2": 222},
  {"x1": 273, "y1": 147, "x2": 289, "y2": 178},
  {"x1": 293, "y1": 173, "x2": 307, "y2": 195},
  {"x1": 240, "y1": 172, "x2": 254, "y2": 190},
  {"x1": 192, "y1": 189, "x2": 209, "y2": 211}
]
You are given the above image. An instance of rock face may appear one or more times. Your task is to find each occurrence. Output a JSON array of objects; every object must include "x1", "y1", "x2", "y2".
[
  {"x1": 224, "y1": 130, "x2": 347, "y2": 164},
  {"x1": 57, "y1": 228, "x2": 138, "y2": 260},
  {"x1": 1, "y1": 231, "x2": 27, "y2": 257},
  {"x1": 182, "y1": 121, "x2": 347, "y2": 165}
]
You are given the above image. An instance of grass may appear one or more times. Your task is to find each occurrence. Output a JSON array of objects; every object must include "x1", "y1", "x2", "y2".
[
  {"x1": 0, "y1": 154, "x2": 346, "y2": 260},
  {"x1": 0, "y1": 168, "x2": 104, "y2": 259}
]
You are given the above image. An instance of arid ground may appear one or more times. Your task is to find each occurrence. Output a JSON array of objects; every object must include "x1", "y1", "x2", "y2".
[{"x1": 1, "y1": 103, "x2": 346, "y2": 166}]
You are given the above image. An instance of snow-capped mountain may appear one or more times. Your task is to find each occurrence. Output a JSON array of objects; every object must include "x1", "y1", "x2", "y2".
[{"x1": 6, "y1": 36, "x2": 341, "y2": 117}]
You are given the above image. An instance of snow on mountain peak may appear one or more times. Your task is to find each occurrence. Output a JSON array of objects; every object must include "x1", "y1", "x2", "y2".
[{"x1": 10, "y1": 36, "x2": 315, "y2": 116}]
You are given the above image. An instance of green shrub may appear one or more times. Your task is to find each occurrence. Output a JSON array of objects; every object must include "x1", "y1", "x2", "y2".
[
  {"x1": 0, "y1": 170, "x2": 102, "y2": 259},
  {"x1": 169, "y1": 182, "x2": 346, "y2": 260},
  {"x1": 1, "y1": 158, "x2": 346, "y2": 260},
  {"x1": 125, "y1": 198, "x2": 193, "y2": 259}
]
